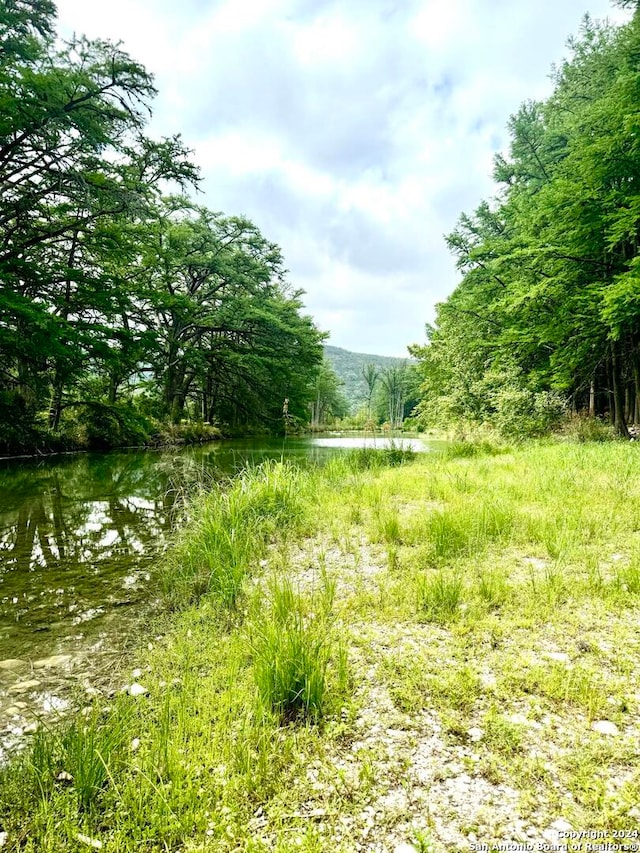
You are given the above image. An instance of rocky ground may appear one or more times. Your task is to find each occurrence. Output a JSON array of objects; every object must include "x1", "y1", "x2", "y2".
[{"x1": 254, "y1": 529, "x2": 640, "y2": 853}]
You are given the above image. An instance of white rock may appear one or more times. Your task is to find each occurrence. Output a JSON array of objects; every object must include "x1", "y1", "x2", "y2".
[
  {"x1": 131, "y1": 737, "x2": 141, "y2": 752},
  {"x1": 131, "y1": 668, "x2": 142, "y2": 679},
  {"x1": 394, "y1": 845, "x2": 419, "y2": 853},
  {"x1": 127, "y1": 683, "x2": 148, "y2": 697},
  {"x1": 591, "y1": 720, "x2": 619, "y2": 736},
  {"x1": 4, "y1": 705, "x2": 22, "y2": 717},
  {"x1": 0, "y1": 831, "x2": 7, "y2": 848},
  {"x1": 0, "y1": 659, "x2": 26, "y2": 670},
  {"x1": 77, "y1": 834, "x2": 103, "y2": 849},
  {"x1": 8, "y1": 679, "x2": 41, "y2": 693},
  {"x1": 33, "y1": 654, "x2": 72, "y2": 669},
  {"x1": 551, "y1": 819, "x2": 573, "y2": 832},
  {"x1": 468, "y1": 727, "x2": 484, "y2": 742},
  {"x1": 545, "y1": 651, "x2": 571, "y2": 663}
]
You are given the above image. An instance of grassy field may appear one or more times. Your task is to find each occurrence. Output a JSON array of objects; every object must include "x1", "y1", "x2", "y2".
[{"x1": 1, "y1": 441, "x2": 639, "y2": 851}]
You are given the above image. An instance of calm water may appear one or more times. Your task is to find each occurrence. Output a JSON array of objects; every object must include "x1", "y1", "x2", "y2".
[{"x1": 0, "y1": 434, "x2": 434, "y2": 755}]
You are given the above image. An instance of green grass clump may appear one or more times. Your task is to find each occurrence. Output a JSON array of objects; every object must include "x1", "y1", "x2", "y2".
[
  {"x1": 481, "y1": 708, "x2": 524, "y2": 756},
  {"x1": 416, "y1": 569, "x2": 465, "y2": 622},
  {"x1": 439, "y1": 439, "x2": 503, "y2": 459},
  {"x1": 476, "y1": 567, "x2": 510, "y2": 610},
  {"x1": 382, "y1": 655, "x2": 481, "y2": 715},
  {"x1": 163, "y1": 460, "x2": 310, "y2": 609},
  {"x1": 406, "y1": 497, "x2": 514, "y2": 565},
  {"x1": 513, "y1": 662, "x2": 608, "y2": 721},
  {"x1": 344, "y1": 439, "x2": 416, "y2": 471},
  {"x1": 248, "y1": 575, "x2": 349, "y2": 724}
]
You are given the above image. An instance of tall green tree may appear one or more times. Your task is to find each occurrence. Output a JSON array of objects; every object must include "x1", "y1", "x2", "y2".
[
  {"x1": 0, "y1": 1, "x2": 197, "y2": 434},
  {"x1": 414, "y1": 8, "x2": 640, "y2": 437},
  {"x1": 309, "y1": 361, "x2": 348, "y2": 429}
]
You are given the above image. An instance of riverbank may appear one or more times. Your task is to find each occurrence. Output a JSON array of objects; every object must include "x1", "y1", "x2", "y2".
[
  {"x1": 0, "y1": 418, "x2": 226, "y2": 461},
  {"x1": 1, "y1": 441, "x2": 639, "y2": 851}
]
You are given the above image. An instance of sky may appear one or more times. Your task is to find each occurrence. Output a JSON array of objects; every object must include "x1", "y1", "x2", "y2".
[{"x1": 54, "y1": 0, "x2": 629, "y2": 357}]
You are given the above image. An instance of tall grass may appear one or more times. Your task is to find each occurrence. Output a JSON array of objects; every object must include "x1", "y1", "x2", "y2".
[
  {"x1": 163, "y1": 460, "x2": 311, "y2": 609},
  {"x1": 406, "y1": 496, "x2": 514, "y2": 565},
  {"x1": 343, "y1": 438, "x2": 416, "y2": 471},
  {"x1": 416, "y1": 569, "x2": 465, "y2": 622},
  {"x1": 248, "y1": 574, "x2": 348, "y2": 723},
  {"x1": 3, "y1": 441, "x2": 640, "y2": 849}
]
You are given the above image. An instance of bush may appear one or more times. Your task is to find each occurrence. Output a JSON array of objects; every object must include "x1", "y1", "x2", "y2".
[
  {"x1": 61, "y1": 403, "x2": 153, "y2": 449},
  {"x1": 489, "y1": 383, "x2": 566, "y2": 438},
  {"x1": 0, "y1": 390, "x2": 38, "y2": 454},
  {"x1": 151, "y1": 421, "x2": 222, "y2": 446}
]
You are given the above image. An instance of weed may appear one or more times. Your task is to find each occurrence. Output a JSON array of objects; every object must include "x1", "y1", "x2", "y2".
[
  {"x1": 163, "y1": 461, "x2": 309, "y2": 609},
  {"x1": 518, "y1": 662, "x2": 607, "y2": 720},
  {"x1": 614, "y1": 561, "x2": 640, "y2": 596},
  {"x1": 481, "y1": 708, "x2": 524, "y2": 756},
  {"x1": 371, "y1": 506, "x2": 402, "y2": 544}
]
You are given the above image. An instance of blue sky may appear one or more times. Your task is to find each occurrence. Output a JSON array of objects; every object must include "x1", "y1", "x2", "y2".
[{"x1": 55, "y1": 0, "x2": 629, "y2": 356}]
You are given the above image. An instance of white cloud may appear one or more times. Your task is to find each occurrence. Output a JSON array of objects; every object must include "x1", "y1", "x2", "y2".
[{"x1": 54, "y1": 0, "x2": 632, "y2": 356}]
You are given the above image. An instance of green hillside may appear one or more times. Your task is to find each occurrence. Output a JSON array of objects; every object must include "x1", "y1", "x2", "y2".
[{"x1": 323, "y1": 345, "x2": 410, "y2": 413}]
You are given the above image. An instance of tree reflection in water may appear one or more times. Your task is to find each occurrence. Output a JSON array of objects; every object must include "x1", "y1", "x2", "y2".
[{"x1": 0, "y1": 449, "x2": 222, "y2": 662}]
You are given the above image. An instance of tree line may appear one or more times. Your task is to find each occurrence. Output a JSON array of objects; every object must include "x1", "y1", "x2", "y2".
[
  {"x1": 412, "y1": 1, "x2": 640, "y2": 437},
  {"x1": 0, "y1": 0, "x2": 324, "y2": 453}
]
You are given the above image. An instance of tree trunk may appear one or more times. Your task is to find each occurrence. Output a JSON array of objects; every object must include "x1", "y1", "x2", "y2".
[
  {"x1": 633, "y1": 352, "x2": 640, "y2": 425},
  {"x1": 611, "y1": 343, "x2": 630, "y2": 438},
  {"x1": 589, "y1": 378, "x2": 596, "y2": 418},
  {"x1": 606, "y1": 356, "x2": 615, "y2": 425},
  {"x1": 48, "y1": 228, "x2": 79, "y2": 429}
]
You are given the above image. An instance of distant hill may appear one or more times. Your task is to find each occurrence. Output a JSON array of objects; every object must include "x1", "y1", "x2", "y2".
[{"x1": 323, "y1": 345, "x2": 411, "y2": 413}]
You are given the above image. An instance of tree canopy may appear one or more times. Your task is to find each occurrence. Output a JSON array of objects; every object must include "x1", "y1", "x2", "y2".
[
  {"x1": 0, "y1": 0, "x2": 325, "y2": 452},
  {"x1": 412, "y1": 8, "x2": 640, "y2": 437}
]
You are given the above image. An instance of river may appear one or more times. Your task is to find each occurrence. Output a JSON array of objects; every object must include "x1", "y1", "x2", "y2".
[{"x1": 0, "y1": 434, "x2": 434, "y2": 758}]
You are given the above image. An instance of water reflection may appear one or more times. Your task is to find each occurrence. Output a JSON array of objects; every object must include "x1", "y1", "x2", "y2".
[{"x1": 0, "y1": 454, "x2": 186, "y2": 659}]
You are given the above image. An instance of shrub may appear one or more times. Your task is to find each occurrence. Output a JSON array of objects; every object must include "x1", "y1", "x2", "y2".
[{"x1": 558, "y1": 414, "x2": 618, "y2": 443}]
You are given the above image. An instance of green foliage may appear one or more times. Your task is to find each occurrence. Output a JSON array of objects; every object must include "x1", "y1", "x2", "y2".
[
  {"x1": 0, "y1": 5, "x2": 324, "y2": 454},
  {"x1": 413, "y1": 12, "x2": 640, "y2": 438},
  {"x1": 560, "y1": 414, "x2": 619, "y2": 443},
  {"x1": 343, "y1": 440, "x2": 416, "y2": 471},
  {"x1": 62, "y1": 403, "x2": 154, "y2": 450},
  {"x1": 308, "y1": 359, "x2": 349, "y2": 428},
  {"x1": 416, "y1": 569, "x2": 465, "y2": 622},
  {"x1": 323, "y1": 346, "x2": 414, "y2": 415}
]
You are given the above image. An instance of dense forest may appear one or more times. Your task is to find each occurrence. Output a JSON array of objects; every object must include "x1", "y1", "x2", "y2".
[
  {"x1": 0, "y1": 0, "x2": 325, "y2": 454},
  {"x1": 412, "y1": 1, "x2": 640, "y2": 438}
]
